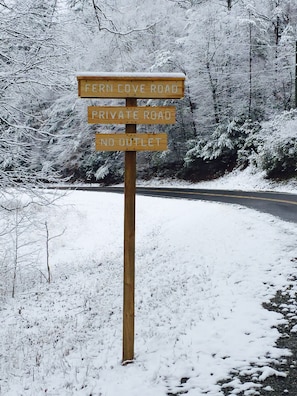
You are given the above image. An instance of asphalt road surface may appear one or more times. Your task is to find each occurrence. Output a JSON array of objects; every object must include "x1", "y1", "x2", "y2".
[{"x1": 74, "y1": 186, "x2": 297, "y2": 224}]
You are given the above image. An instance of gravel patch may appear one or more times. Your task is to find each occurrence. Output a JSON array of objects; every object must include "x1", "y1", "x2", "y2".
[{"x1": 219, "y1": 272, "x2": 297, "y2": 396}]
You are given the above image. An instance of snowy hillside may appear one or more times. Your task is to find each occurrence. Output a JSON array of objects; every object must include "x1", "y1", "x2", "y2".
[{"x1": 1, "y1": 175, "x2": 297, "y2": 395}]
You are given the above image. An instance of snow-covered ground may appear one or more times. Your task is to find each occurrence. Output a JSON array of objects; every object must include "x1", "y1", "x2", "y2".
[
  {"x1": 137, "y1": 167, "x2": 297, "y2": 194},
  {"x1": 1, "y1": 170, "x2": 297, "y2": 395}
]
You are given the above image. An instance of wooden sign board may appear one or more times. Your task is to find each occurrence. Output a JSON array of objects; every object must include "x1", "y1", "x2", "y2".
[
  {"x1": 77, "y1": 73, "x2": 185, "y2": 99},
  {"x1": 88, "y1": 106, "x2": 175, "y2": 125},
  {"x1": 95, "y1": 133, "x2": 167, "y2": 151}
]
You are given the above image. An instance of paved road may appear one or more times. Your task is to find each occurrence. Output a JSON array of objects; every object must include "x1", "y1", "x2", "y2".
[{"x1": 71, "y1": 186, "x2": 297, "y2": 223}]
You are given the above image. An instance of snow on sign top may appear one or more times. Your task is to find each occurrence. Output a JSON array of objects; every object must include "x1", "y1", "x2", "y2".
[
  {"x1": 77, "y1": 72, "x2": 186, "y2": 99},
  {"x1": 77, "y1": 72, "x2": 186, "y2": 78}
]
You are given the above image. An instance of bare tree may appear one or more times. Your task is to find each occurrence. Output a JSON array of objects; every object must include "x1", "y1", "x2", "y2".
[{"x1": 44, "y1": 221, "x2": 66, "y2": 283}]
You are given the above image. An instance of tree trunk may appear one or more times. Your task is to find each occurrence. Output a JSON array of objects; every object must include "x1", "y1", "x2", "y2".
[{"x1": 206, "y1": 61, "x2": 220, "y2": 124}]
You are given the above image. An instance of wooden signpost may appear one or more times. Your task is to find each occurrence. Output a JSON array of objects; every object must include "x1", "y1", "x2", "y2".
[{"x1": 77, "y1": 72, "x2": 185, "y2": 364}]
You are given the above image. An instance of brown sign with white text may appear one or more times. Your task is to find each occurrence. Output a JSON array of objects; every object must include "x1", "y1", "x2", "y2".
[
  {"x1": 88, "y1": 106, "x2": 175, "y2": 124},
  {"x1": 95, "y1": 133, "x2": 167, "y2": 151},
  {"x1": 78, "y1": 76, "x2": 185, "y2": 99}
]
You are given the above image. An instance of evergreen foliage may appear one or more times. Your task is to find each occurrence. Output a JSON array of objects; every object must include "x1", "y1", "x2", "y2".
[
  {"x1": 182, "y1": 118, "x2": 261, "y2": 181},
  {"x1": 256, "y1": 110, "x2": 297, "y2": 179}
]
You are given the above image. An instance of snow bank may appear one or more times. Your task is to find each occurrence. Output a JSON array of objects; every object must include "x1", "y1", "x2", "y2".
[{"x1": 0, "y1": 190, "x2": 297, "y2": 395}]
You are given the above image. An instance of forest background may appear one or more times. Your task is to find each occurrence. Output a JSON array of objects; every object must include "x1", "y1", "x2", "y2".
[{"x1": 2, "y1": 0, "x2": 297, "y2": 186}]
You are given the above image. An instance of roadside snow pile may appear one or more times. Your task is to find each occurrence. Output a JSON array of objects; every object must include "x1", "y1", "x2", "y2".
[
  {"x1": 0, "y1": 191, "x2": 297, "y2": 395},
  {"x1": 137, "y1": 165, "x2": 297, "y2": 194}
]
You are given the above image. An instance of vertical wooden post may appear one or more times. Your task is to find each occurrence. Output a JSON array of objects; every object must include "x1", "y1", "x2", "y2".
[{"x1": 122, "y1": 98, "x2": 137, "y2": 363}]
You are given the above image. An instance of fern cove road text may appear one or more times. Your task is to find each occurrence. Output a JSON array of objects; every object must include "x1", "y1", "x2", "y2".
[
  {"x1": 78, "y1": 78, "x2": 185, "y2": 99},
  {"x1": 84, "y1": 82, "x2": 178, "y2": 95}
]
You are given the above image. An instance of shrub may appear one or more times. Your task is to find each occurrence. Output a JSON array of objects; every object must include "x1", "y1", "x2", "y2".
[{"x1": 256, "y1": 110, "x2": 297, "y2": 179}]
